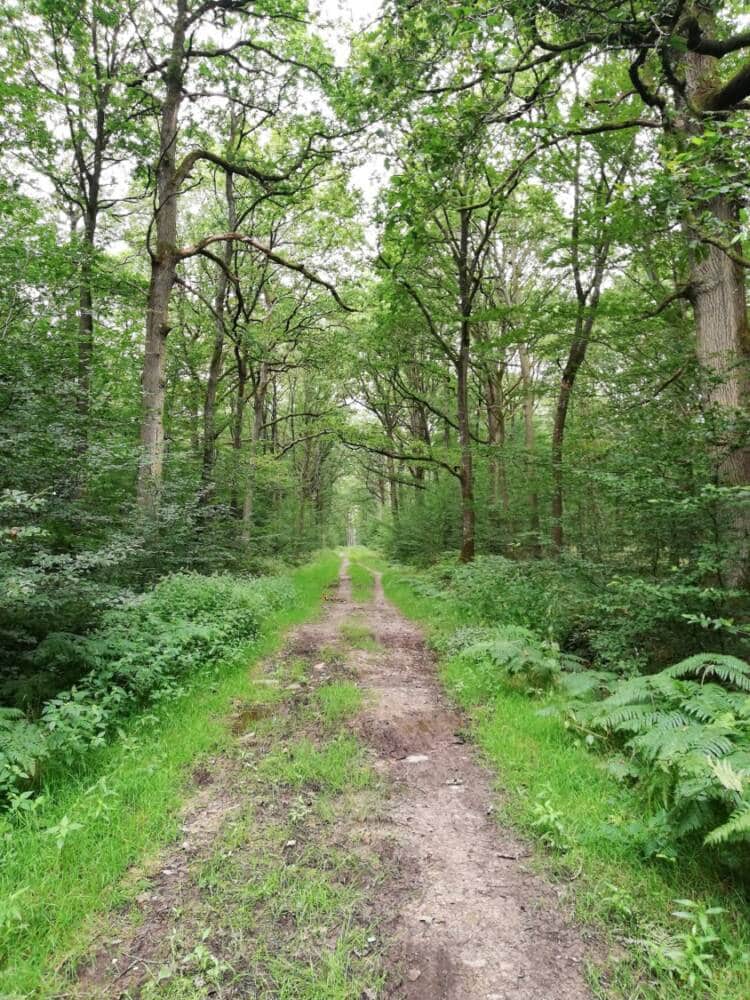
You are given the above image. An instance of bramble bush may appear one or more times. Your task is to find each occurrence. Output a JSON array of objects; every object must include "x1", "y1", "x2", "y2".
[
  {"x1": 402, "y1": 554, "x2": 595, "y2": 644},
  {"x1": 0, "y1": 572, "x2": 295, "y2": 804}
]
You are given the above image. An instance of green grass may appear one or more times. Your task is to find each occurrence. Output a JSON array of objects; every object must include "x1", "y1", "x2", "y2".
[
  {"x1": 315, "y1": 681, "x2": 363, "y2": 725},
  {"x1": 347, "y1": 557, "x2": 375, "y2": 602},
  {"x1": 259, "y1": 735, "x2": 372, "y2": 793},
  {"x1": 340, "y1": 619, "x2": 380, "y2": 651},
  {"x1": 0, "y1": 551, "x2": 341, "y2": 998},
  {"x1": 381, "y1": 565, "x2": 750, "y2": 1000}
]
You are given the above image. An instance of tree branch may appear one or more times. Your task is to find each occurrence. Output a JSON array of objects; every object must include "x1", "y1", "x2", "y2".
[{"x1": 177, "y1": 233, "x2": 355, "y2": 311}]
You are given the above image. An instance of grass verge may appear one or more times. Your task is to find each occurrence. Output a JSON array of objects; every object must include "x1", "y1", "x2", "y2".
[
  {"x1": 381, "y1": 564, "x2": 750, "y2": 1000},
  {"x1": 0, "y1": 551, "x2": 341, "y2": 998}
]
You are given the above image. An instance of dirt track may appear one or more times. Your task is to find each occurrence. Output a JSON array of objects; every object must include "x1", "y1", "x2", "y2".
[{"x1": 75, "y1": 557, "x2": 597, "y2": 999}]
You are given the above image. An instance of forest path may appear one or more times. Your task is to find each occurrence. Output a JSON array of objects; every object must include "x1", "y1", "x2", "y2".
[
  {"x1": 338, "y1": 565, "x2": 595, "y2": 1000},
  {"x1": 73, "y1": 557, "x2": 597, "y2": 999}
]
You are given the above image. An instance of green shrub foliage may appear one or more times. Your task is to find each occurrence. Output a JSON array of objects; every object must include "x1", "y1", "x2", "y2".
[
  {"x1": 0, "y1": 572, "x2": 295, "y2": 804},
  {"x1": 568, "y1": 654, "x2": 750, "y2": 851}
]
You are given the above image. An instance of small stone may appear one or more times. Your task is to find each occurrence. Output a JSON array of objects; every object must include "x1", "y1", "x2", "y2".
[
  {"x1": 407, "y1": 967, "x2": 422, "y2": 982},
  {"x1": 284, "y1": 839, "x2": 297, "y2": 848},
  {"x1": 405, "y1": 754, "x2": 429, "y2": 764}
]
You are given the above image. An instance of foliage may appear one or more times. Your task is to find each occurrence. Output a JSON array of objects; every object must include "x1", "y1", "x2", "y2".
[
  {"x1": 403, "y1": 555, "x2": 595, "y2": 645},
  {"x1": 447, "y1": 624, "x2": 566, "y2": 697},
  {"x1": 0, "y1": 551, "x2": 339, "y2": 995},
  {"x1": 0, "y1": 571, "x2": 296, "y2": 804},
  {"x1": 644, "y1": 900, "x2": 740, "y2": 990},
  {"x1": 568, "y1": 654, "x2": 750, "y2": 852}
]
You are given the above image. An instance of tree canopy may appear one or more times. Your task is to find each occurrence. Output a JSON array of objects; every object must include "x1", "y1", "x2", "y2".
[{"x1": 2, "y1": 0, "x2": 750, "y2": 697}]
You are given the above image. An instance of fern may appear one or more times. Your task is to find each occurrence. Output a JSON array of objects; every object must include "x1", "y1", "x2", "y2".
[
  {"x1": 457, "y1": 626, "x2": 561, "y2": 692},
  {"x1": 569, "y1": 648, "x2": 750, "y2": 849},
  {"x1": 594, "y1": 705, "x2": 690, "y2": 735},
  {"x1": 704, "y1": 805, "x2": 750, "y2": 846},
  {"x1": 0, "y1": 711, "x2": 48, "y2": 792},
  {"x1": 664, "y1": 653, "x2": 750, "y2": 692},
  {"x1": 681, "y1": 684, "x2": 746, "y2": 723},
  {"x1": 630, "y1": 724, "x2": 734, "y2": 764}
]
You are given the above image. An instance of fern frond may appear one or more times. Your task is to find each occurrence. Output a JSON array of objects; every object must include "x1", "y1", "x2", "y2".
[
  {"x1": 681, "y1": 684, "x2": 746, "y2": 723},
  {"x1": 0, "y1": 707, "x2": 24, "y2": 727},
  {"x1": 664, "y1": 653, "x2": 750, "y2": 692},
  {"x1": 593, "y1": 705, "x2": 689, "y2": 734},
  {"x1": 630, "y1": 723, "x2": 733, "y2": 764},
  {"x1": 598, "y1": 675, "x2": 655, "y2": 707},
  {"x1": 708, "y1": 757, "x2": 747, "y2": 794},
  {"x1": 704, "y1": 804, "x2": 750, "y2": 845}
]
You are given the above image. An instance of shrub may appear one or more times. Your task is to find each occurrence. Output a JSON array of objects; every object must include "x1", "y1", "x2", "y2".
[
  {"x1": 417, "y1": 555, "x2": 595, "y2": 645},
  {"x1": 584, "y1": 576, "x2": 745, "y2": 672},
  {"x1": 0, "y1": 572, "x2": 296, "y2": 805}
]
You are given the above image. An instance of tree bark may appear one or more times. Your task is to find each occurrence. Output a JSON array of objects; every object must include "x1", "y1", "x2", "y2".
[
  {"x1": 457, "y1": 208, "x2": 475, "y2": 562},
  {"x1": 551, "y1": 329, "x2": 588, "y2": 554},
  {"x1": 241, "y1": 362, "x2": 270, "y2": 542},
  {"x1": 519, "y1": 345, "x2": 542, "y2": 557},
  {"x1": 136, "y1": 0, "x2": 187, "y2": 511},
  {"x1": 682, "y1": 39, "x2": 750, "y2": 583},
  {"x1": 485, "y1": 365, "x2": 509, "y2": 519},
  {"x1": 76, "y1": 209, "x2": 97, "y2": 456},
  {"x1": 201, "y1": 170, "x2": 237, "y2": 500}
]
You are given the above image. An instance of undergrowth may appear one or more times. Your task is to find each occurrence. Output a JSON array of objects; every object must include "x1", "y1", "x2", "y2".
[
  {"x1": 0, "y1": 551, "x2": 340, "y2": 997},
  {"x1": 0, "y1": 572, "x2": 296, "y2": 804}
]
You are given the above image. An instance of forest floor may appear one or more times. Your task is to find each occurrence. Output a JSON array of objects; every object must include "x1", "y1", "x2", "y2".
[{"x1": 72, "y1": 558, "x2": 600, "y2": 999}]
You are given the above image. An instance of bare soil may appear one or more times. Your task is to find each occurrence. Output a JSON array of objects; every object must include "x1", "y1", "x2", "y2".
[
  {"x1": 73, "y1": 558, "x2": 598, "y2": 999},
  {"x1": 349, "y1": 568, "x2": 595, "y2": 1000}
]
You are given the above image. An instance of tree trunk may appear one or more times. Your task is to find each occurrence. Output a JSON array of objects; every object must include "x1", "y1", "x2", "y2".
[
  {"x1": 76, "y1": 212, "x2": 96, "y2": 454},
  {"x1": 241, "y1": 362, "x2": 270, "y2": 543},
  {"x1": 682, "y1": 40, "x2": 750, "y2": 583},
  {"x1": 551, "y1": 141, "x2": 612, "y2": 555},
  {"x1": 387, "y1": 452, "x2": 400, "y2": 519},
  {"x1": 457, "y1": 208, "x2": 475, "y2": 562},
  {"x1": 136, "y1": 0, "x2": 187, "y2": 511},
  {"x1": 201, "y1": 171, "x2": 237, "y2": 500},
  {"x1": 551, "y1": 330, "x2": 587, "y2": 554},
  {"x1": 486, "y1": 370, "x2": 509, "y2": 521},
  {"x1": 691, "y1": 198, "x2": 750, "y2": 583},
  {"x1": 519, "y1": 345, "x2": 542, "y2": 557}
]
